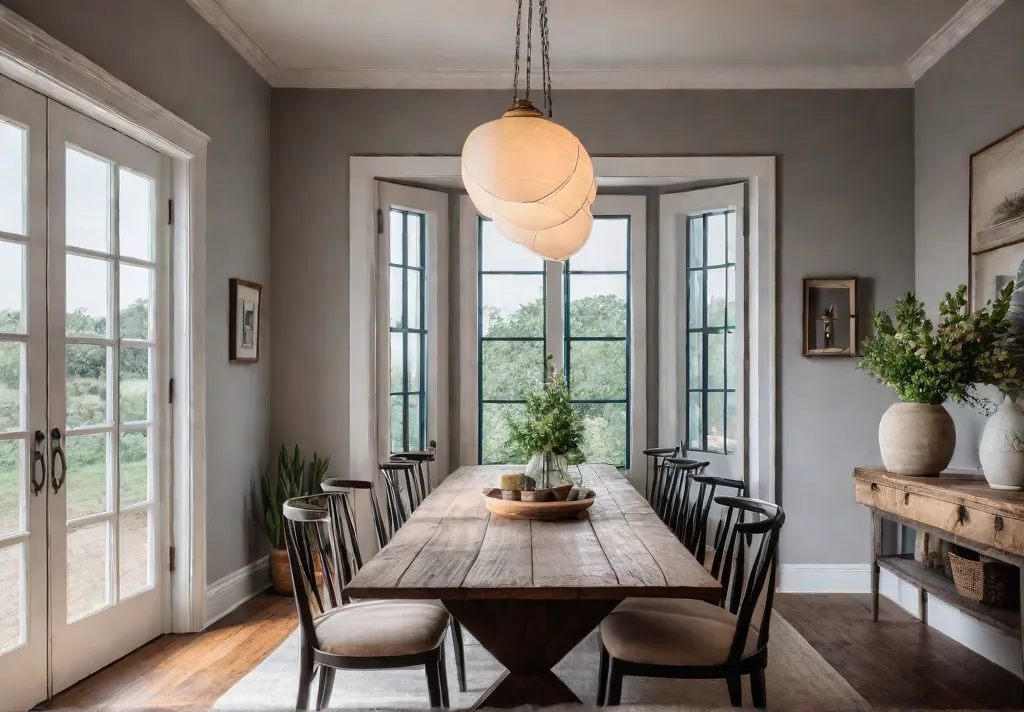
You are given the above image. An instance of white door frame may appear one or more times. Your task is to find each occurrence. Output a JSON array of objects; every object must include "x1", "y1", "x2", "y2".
[
  {"x1": 0, "y1": 8, "x2": 211, "y2": 631},
  {"x1": 351, "y1": 156, "x2": 777, "y2": 505}
]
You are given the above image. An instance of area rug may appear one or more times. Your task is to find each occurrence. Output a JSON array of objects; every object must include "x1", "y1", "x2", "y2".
[{"x1": 211, "y1": 611, "x2": 869, "y2": 711}]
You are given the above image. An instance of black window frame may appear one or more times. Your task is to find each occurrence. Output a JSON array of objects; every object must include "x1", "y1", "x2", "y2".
[
  {"x1": 686, "y1": 209, "x2": 737, "y2": 455},
  {"x1": 388, "y1": 208, "x2": 427, "y2": 453},
  {"x1": 477, "y1": 216, "x2": 547, "y2": 464},
  {"x1": 564, "y1": 215, "x2": 631, "y2": 469}
]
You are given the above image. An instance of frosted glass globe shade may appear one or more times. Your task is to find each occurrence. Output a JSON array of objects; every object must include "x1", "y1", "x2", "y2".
[
  {"x1": 493, "y1": 203, "x2": 594, "y2": 262},
  {"x1": 491, "y1": 152, "x2": 595, "y2": 231}
]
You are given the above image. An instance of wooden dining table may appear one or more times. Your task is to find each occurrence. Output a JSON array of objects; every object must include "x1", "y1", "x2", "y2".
[{"x1": 345, "y1": 463, "x2": 722, "y2": 709}]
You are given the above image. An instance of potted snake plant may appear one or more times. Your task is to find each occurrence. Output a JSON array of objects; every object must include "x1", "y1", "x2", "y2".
[{"x1": 259, "y1": 445, "x2": 330, "y2": 595}]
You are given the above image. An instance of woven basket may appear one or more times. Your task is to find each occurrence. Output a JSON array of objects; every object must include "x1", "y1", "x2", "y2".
[{"x1": 948, "y1": 550, "x2": 1019, "y2": 607}]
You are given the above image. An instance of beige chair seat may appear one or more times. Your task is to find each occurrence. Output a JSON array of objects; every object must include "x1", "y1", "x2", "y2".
[
  {"x1": 313, "y1": 599, "x2": 449, "y2": 657},
  {"x1": 601, "y1": 598, "x2": 757, "y2": 667}
]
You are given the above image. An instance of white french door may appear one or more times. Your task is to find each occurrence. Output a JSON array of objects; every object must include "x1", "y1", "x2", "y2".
[{"x1": 0, "y1": 87, "x2": 171, "y2": 712}]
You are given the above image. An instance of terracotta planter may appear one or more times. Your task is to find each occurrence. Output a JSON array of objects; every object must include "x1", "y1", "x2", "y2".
[
  {"x1": 269, "y1": 548, "x2": 292, "y2": 596},
  {"x1": 878, "y1": 402, "x2": 955, "y2": 476},
  {"x1": 979, "y1": 395, "x2": 1024, "y2": 490}
]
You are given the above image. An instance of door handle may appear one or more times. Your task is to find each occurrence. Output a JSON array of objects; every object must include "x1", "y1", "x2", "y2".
[
  {"x1": 50, "y1": 427, "x2": 67, "y2": 495},
  {"x1": 31, "y1": 430, "x2": 46, "y2": 496}
]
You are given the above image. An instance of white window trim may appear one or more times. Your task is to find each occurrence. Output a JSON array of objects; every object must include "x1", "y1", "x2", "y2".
[
  {"x1": 353, "y1": 156, "x2": 776, "y2": 504},
  {"x1": 0, "y1": 7, "x2": 211, "y2": 632}
]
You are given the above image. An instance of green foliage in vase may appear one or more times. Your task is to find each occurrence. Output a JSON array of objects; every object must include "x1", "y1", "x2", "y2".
[
  {"x1": 993, "y1": 189, "x2": 1024, "y2": 225},
  {"x1": 507, "y1": 355, "x2": 586, "y2": 464},
  {"x1": 857, "y1": 283, "x2": 1020, "y2": 411},
  {"x1": 258, "y1": 444, "x2": 331, "y2": 549}
]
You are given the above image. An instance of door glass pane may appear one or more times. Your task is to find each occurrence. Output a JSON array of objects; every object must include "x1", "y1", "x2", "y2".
[
  {"x1": 707, "y1": 213, "x2": 727, "y2": 266},
  {"x1": 119, "y1": 431, "x2": 149, "y2": 508},
  {"x1": 65, "y1": 433, "x2": 108, "y2": 520},
  {"x1": 481, "y1": 402, "x2": 524, "y2": 464},
  {"x1": 706, "y1": 268, "x2": 726, "y2": 328},
  {"x1": 726, "y1": 331, "x2": 736, "y2": 389},
  {"x1": 569, "y1": 274, "x2": 626, "y2": 337},
  {"x1": 66, "y1": 344, "x2": 109, "y2": 429},
  {"x1": 576, "y1": 402, "x2": 627, "y2": 468},
  {"x1": 0, "y1": 342, "x2": 23, "y2": 433},
  {"x1": 407, "y1": 332, "x2": 421, "y2": 391},
  {"x1": 120, "y1": 264, "x2": 152, "y2": 340},
  {"x1": 389, "y1": 267, "x2": 403, "y2": 328},
  {"x1": 481, "y1": 274, "x2": 544, "y2": 337},
  {"x1": 118, "y1": 168, "x2": 154, "y2": 261},
  {"x1": 707, "y1": 392, "x2": 726, "y2": 453},
  {"x1": 67, "y1": 521, "x2": 111, "y2": 622},
  {"x1": 0, "y1": 120, "x2": 26, "y2": 236},
  {"x1": 688, "y1": 335, "x2": 703, "y2": 390},
  {"x1": 406, "y1": 212, "x2": 422, "y2": 268},
  {"x1": 407, "y1": 269, "x2": 421, "y2": 329},
  {"x1": 688, "y1": 216, "x2": 703, "y2": 268},
  {"x1": 0, "y1": 439, "x2": 23, "y2": 538},
  {"x1": 569, "y1": 218, "x2": 627, "y2": 271},
  {"x1": 481, "y1": 340, "x2": 544, "y2": 400},
  {"x1": 726, "y1": 265, "x2": 736, "y2": 328},
  {"x1": 688, "y1": 271, "x2": 703, "y2": 328},
  {"x1": 727, "y1": 211, "x2": 737, "y2": 263},
  {"x1": 389, "y1": 395, "x2": 403, "y2": 453},
  {"x1": 66, "y1": 147, "x2": 112, "y2": 253},
  {"x1": 0, "y1": 543, "x2": 24, "y2": 653},
  {"x1": 389, "y1": 209, "x2": 402, "y2": 265},
  {"x1": 408, "y1": 394, "x2": 422, "y2": 450},
  {"x1": 119, "y1": 347, "x2": 149, "y2": 424},
  {"x1": 707, "y1": 332, "x2": 725, "y2": 390},
  {"x1": 0, "y1": 240, "x2": 25, "y2": 333},
  {"x1": 389, "y1": 333, "x2": 403, "y2": 392},
  {"x1": 568, "y1": 341, "x2": 627, "y2": 400},
  {"x1": 727, "y1": 391, "x2": 738, "y2": 454},
  {"x1": 119, "y1": 510, "x2": 150, "y2": 598},
  {"x1": 688, "y1": 392, "x2": 702, "y2": 450},
  {"x1": 66, "y1": 254, "x2": 109, "y2": 336}
]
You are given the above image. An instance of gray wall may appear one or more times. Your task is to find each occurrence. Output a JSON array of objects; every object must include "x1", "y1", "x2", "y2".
[
  {"x1": 915, "y1": 0, "x2": 1024, "y2": 467},
  {"x1": 272, "y1": 89, "x2": 915, "y2": 567},
  {"x1": 2, "y1": 0, "x2": 274, "y2": 582}
]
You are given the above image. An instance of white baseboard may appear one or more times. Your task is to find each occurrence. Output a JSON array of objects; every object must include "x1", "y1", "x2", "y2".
[
  {"x1": 879, "y1": 569, "x2": 1022, "y2": 678},
  {"x1": 778, "y1": 564, "x2": 872, "y2": 593},
  {"x1": 204, "y1": 555, "x2": 272, "y2": 628}
]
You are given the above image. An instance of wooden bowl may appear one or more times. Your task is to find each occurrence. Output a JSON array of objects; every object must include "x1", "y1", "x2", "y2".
[{"x1": 483, "y1": 489, "x2": 594, "y2": 520}]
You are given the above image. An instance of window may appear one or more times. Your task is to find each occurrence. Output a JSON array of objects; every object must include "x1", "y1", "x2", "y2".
[
  {"x1": 388, "y1": 208, "x2": 427, "y2": 452},
  {"x1": 564, "y1": 217, "x2": 630, "y2": 468},
  {"x1": 477, "y1": 218, "x2": 546, "y2": 463},
  {"x1": 686, "y1": 210, "x2": 738, "y2": 453}
]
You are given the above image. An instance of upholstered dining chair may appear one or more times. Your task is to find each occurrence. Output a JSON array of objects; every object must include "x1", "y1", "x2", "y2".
[
  {"x1": 642, "y1": 445, "x2": 678, "y2": 510},
  {"x1": 282, "y1": 493, "x2": 451, "y2": 710},
  {"x1": 597, "y1": 496, "x2": 785, "y2": 709},
  {"x1": 321, "y1": 477, "x2": 468, "y2": 694}
]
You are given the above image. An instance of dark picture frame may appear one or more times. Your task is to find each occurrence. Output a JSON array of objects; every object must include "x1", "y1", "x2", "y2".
[{"x1": 229, "y1": 278, "x2": 262, "y2": 363}]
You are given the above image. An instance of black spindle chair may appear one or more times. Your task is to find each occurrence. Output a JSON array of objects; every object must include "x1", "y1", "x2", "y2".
[
  {"x1": 320, "y1": 477, "x2": 468, "y2": 693},
  {"x1": 660, "y1": 458, "x2": 708, "y2": 537},
  {"x1": 282, "y1": 493, "x2": 451, "y2": 710},
  {"x1": 391, "y1": 445, "x2": 437, "y2": 510},
  {"x1": 597, "y1": 496, "x2": 785, "y2": 709},
  {"x1": 683, "y1": 473, "x2": 746, "y2": 566},
  {"x1": 642, "y1": 446, "x2": 678, "y2": 511},
  {"x1": 379, "y1": 461, "x2": 417, "y2": 528}
]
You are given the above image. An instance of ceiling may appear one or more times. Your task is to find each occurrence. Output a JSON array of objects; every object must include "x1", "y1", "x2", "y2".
[{"x1": 186, "y1": 0, "x2": 1004, "y2": 89}]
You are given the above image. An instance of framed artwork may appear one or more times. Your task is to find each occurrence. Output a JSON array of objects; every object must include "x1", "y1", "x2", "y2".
[
  {"x1": 802, "y1": 277, "x2": 858, "y2": 357},
  {"x1": 970, "y1": 123, "x2": 1024, "y2": 309},
  {"x1": 229, "y1": 278, "x2": 262, "y2": 362}
]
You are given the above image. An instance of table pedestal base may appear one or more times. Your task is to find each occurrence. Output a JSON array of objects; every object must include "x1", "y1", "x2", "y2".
[{"x1": 443, "y1": 599, "x2": 619, "y2": 709}]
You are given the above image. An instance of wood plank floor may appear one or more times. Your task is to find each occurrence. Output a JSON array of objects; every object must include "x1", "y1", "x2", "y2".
[{"x1": 36, "y1": 591, "x2": 1022, "y2": 710}]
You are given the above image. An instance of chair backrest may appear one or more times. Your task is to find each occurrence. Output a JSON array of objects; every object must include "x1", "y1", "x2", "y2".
[
  {"x1": 320, "y1": 478, "x2": 386, "y2": 561},
  {"x1": 282, "y1": 493, "x2": 361, "y2": 649},
  {"x1": 685, "y1": 473, "x2": 746, "y2": 565},
  {"x1": 642, "y1": 445, "x2": 679, "y2": 506},
  {"x1": 379, "y1": 461, "x2": 417, "y2": 532},
  {"x1": 712, "y1": 495, "x2": 785, "y2": 664},
  {"x1": 660, "y1": 458, "x2": 708, "y2": 536},
  {"x1": 391, "y1": 448, "x2": 436, "y2": 506}
]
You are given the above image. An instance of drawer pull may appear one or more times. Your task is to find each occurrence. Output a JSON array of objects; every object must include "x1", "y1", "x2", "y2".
[
  {"x1": 870, "y1": 483, "x2": 878, "y2": 492},
  {"x1": 904, "y1": 492, "x2": 911, "y2": 505},
  {"x1": 956, "y1": 505, "x2": 970, "y2": 526},
  {"x1": 995, "y1": 516, "x2": 1004, "y2": 532}
]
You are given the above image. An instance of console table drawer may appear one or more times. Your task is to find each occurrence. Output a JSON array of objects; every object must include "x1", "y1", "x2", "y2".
[{"x1": 855, "y1": 479, "x2": 1024, "y2": 558}]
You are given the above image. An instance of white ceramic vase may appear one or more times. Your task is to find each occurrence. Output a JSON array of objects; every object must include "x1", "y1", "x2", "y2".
[
  {"x1": 979, "y1": 395, "x2": 1024, "y2": 491},
  {"x1": 878, "y1": 402, "x2": 956, "y2": 476}
]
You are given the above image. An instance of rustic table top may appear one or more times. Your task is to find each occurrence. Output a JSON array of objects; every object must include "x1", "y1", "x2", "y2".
[{"x1": 345, "y1": 463, "x2": 722, "y2": 601}]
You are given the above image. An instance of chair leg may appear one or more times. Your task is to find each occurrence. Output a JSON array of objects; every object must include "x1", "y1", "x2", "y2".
[
  {"x1": 726, "y1": 674, "x2": 743, "y2": 707},
  {"x1": 315, "y1": 666, "x2": 336, "y2": 711},
  {"x1": 450, "y1": 618, "x2": 467, "y2": 692},
  {"x1": 606, "y1": 658, "x2": 624, "y2": 706},
  {"x1": 296, "y1": 640, "x2": 315, "y2": 710},
  {"x1": 438, "y1": 642, "x2": 451, "y2": 708},
  {"x1": 596, "y1": 643, "x2": 610, "y2": 706},
  {"x1": 750, "y1": 669, "x2": 767, "y2": 709},
  {"x1": 425, "y1": 654, "x2": 443, "y2": 708}
]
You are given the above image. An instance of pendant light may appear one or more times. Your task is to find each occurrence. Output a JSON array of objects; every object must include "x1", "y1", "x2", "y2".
[{"x1": 461, "y1": 0, "x2": 594, "y2": 261}]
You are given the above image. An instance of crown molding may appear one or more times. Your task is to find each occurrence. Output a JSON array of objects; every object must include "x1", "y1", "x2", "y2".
[
  {"x1": 906, "y1": 0, "x2": 1005, "y2": 81},
  {"x1": 184, "y1": 0, "x2": 276, "y2": 84},
  {"x1": 274, "y1": 65, "x2": 913, "y2": 90}
]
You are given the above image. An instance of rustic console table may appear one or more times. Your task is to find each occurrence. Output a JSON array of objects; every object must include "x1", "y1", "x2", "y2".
[{"x1": 853, "y1": 467, "x2": 1023, "y2": 661}]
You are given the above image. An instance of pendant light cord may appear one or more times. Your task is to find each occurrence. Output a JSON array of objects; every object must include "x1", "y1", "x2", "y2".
[
  {"x1": 512, "y1": 0, "x2": 523, "y2": 102},
  {"x1": 511, "y1": 0, "x2": 552, "y2": 117},
  {"x1": 540, "y1": 0, "x2": 552, "y2": 116},
  {"x1": 525, "y1": 0, "x2": 534, "y2": 100}
]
